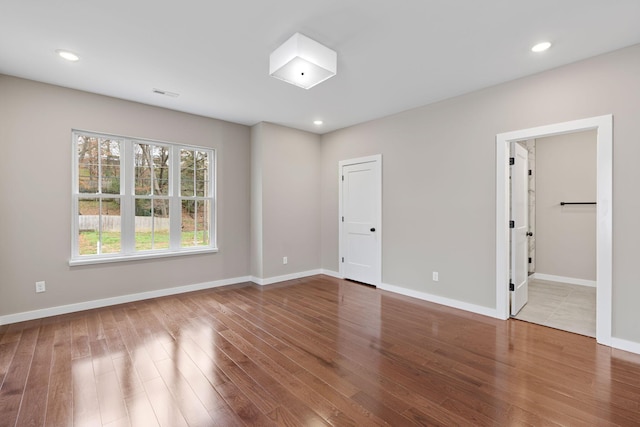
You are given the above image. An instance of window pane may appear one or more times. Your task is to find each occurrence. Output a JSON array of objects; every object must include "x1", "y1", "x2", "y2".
[
  {"x1": 135, "y1": 198, "x2": 152, "y2": 250},
  {"x1": 135, "y1": 144, "x2": 169, "y2": 196},
  {"x1": 100, "y1": 139, "x2": 121, "y2": 194},
  {"x1": 78, "y1": 136, "x2": 99, "y2": 193},
  {"x1": 135, "y1": 198, "x2": 170, "y2": 250},
  {"x1": 78, "y1": 198, "x2": 121, "y2": 255},
  {"x1": 181, "y1": 200, "x2": 210, "y2": 247},
  {"x1": 100, "y1": 198, "x2": 121, "y2": 253},
  {"x1": 180, "y1": 149, "x2": 194, "y2": 196},
  {"x1": 153, "y1": 199, "x2": 170, "y2": 249},
  {"x1": 153, "y1": 146, "x2": 170, "y2": 196},
  {"x1": 78, "y1": 198, "x2": 99, "y2": 255},
  {"x1": 134, "y1": 143, "x2": 152, "y2": 195},
  {"x1": 195, "y1": 151, "x2": 209, "y2": 197}
]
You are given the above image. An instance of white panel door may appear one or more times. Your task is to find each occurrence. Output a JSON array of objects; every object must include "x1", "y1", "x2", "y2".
[
  {"x1": 511, "y1": 142, "x2": 529, "y2": 315},
  {"x1": 341, "y1": 158, "x2": 381, "y2": 286}
]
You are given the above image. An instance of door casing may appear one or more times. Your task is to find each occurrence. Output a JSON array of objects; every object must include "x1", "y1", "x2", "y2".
[
  {"x1": 339, "y1": 154, "x2": 382, "y2": 286},
  {"x1": 496, "y1": 115, "x2": 612, "y2": 346}
]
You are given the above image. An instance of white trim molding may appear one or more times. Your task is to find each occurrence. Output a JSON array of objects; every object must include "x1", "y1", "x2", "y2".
[
  {"x1": 611, "y1": 338, "x2": 640, "y2": 356},
  {"x1": 320, "y1": 269, "x2": 343, "y2": 279},
  {"x1": 250, "y1": 269, "x2": 323, "y2": 286},
  {"x1": 378, "y1": 282, "x2": 500, "y2": 319},
  {"x1": 531, "y1": 273, "x2": 596, "y2": 288},
  {"x1": 0, "y1": 275, "x2": 252, "y2": 326},
  {"x1": 496, "y1": 115, "x2": 613, "y2": 346}
]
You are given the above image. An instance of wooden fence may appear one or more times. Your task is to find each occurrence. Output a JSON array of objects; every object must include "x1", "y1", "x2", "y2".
[{"x1": 79, "y1": 215, "x2": 170, "y2": 232}]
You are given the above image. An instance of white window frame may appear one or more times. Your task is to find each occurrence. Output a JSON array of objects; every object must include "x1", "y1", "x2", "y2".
[{"x1": 70, "y1": 130, "x2": 217, "y2": 266}]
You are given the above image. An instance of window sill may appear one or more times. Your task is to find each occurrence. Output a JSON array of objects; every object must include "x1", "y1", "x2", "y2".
[{"x1": 69, "y1": 247, "x2": 219, "y2": 266}]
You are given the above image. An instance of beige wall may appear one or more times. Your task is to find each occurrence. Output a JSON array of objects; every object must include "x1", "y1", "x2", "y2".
[
  {"x1": 3, "y1": 43, "x2": 640, "y2": 347},
  {"x1": 250, "y1": 123, "x2": 264, "y2": 278},
  {"x1": 250, "y1": 122, "x2": 321, "y2": 279},
  {"x1": 320, "y1": 44, "x2": 640, "y2": 344},
  {"x1": 535, "y1": 131, "x2": 596, "y2": 281},
  {"x1": 0, "y1": 75, "x2": 251, "y2": 316}
]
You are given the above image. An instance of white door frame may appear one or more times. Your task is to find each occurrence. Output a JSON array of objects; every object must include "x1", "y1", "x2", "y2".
[
  {"x1": 338, "y1": 154, "x2": 382, "y2": 286},
  {"x1": 496, "y1": 115, "x2": 612, "y2": 346}
]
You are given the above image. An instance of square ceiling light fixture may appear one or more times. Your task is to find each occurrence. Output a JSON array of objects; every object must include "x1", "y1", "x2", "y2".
[{"x1": 269, "y1": 33, "x2": 337, "y2": 89}]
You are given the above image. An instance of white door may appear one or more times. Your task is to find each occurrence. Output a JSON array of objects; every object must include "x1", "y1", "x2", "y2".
[
  {"x1": 340, "y1": 156, "x2": 381, "y2": 286},
  {"x1": 511, "y1": 142, "x2": 529, "y2": 315}
]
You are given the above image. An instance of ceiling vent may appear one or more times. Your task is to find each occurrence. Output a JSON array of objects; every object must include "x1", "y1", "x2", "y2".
[{"x1": 152, "y1": 88, "x2": 179, "y2": 98}]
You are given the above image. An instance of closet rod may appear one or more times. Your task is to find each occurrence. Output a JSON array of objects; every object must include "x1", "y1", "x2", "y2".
[{"x1": 560, "y1": 202, "x2": 597, "y2": 206}]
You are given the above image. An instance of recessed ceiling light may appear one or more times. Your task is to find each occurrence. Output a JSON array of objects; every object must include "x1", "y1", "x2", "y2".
[
  {"x1": 531, "y1": 42, "x2": 552, "y2": 53},
  {"x1": 56, "y1": 49, "x2": 80, "y2": 62},
  {"x1": 313, "y1": 120, "x2": 323, "y2": 125}
]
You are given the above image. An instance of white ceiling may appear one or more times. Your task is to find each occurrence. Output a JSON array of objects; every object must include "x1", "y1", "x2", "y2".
[{"x1": 1, "y1": 1, "x2": 639, "y2": 134}]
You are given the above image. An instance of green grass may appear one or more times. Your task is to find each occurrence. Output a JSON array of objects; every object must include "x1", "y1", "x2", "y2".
[
  {"x1": 79, "y1": 231, "x2": 122, "y2": 254},
  {"x1": 79, "y1": 230, "x2": 208, "y2": 255}
]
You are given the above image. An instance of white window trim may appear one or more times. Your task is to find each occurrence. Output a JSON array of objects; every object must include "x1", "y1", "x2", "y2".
[{"x1": 70, "y1": 130, "x2": 217, "y2": 266}]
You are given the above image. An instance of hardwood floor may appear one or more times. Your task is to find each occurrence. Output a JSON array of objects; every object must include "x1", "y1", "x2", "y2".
[{"x1": 1, "y1": 275, "x2": 640, "y2": 426}]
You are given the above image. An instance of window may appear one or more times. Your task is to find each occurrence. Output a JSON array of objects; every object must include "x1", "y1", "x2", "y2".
[{"x1": 71, "y1": 130, "x2": 216, "y2": 265}]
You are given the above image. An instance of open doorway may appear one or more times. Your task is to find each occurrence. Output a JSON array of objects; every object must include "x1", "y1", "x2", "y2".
[
  {"x1": 513, "y1": 131, "x2": 597, "y2": 337},
  {"x1": 496, "y1": 115, "x2": 612, "y2": 347}
]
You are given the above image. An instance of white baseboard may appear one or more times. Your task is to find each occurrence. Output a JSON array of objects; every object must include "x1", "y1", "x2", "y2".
[
  {"x1": 251, "y1": 269, "x2": 323, "y2": 286},
  {"x1": 0, "y1": 275, "x2": 252, "y2": 326},
  {"x1": 611, "y1": 338, "x2": 640, "y2": 356},
  {"x1": 378, "y1": 282, "x2": 500, "y2": 319},
  {"x1": 531, "y1": 273, "x2": 596, "y2": 288},
  {"x1": 7, "y1": 271, "x2": 633, "y2": 355},
  {"x1": 320, "y1": 269, "x2": 342, "y2": 279},
  {"x1": 376, "y1": 282, "x2": 640, "y2": 355},
  {"x1": 0, "y1": 269, "x2": 335, "y2": 326}
]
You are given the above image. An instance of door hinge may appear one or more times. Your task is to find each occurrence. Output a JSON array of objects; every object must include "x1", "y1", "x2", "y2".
[
  {"x1": 509, "y1": 157, "x2": 515, "y2": 166},
  {"x1": 529, "y1": 169, "x2": 532, "y2": 176},
  {"x1": 341, "y1": 257, "x2": 344, "y2": 263},
  {"x1": 509, "y1": 220, "x2": 515, "y2": 229},
  {"x1": 342, "y1": 175, "x2": 344, "y2": 181},
  {"x1": 342, "y1": 216, "x2": 344, "y2": 222},
  {"x1": 528, "y1": 257, "x2": 532, "y2": 264},
  {"x1": 509, "y1": 281, "x2": 515, "y2": 291}
]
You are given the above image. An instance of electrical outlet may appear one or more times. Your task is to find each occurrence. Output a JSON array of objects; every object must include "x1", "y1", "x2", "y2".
[
  {"x1": 283, "y1": 256, "x2": 288, "y2": 265},
  {"x1": 35, "y1": 281, "x2": 46, "y2": 293},
  {"x1": 432, "y1": 272, "x2": 439, "y2": 282}
]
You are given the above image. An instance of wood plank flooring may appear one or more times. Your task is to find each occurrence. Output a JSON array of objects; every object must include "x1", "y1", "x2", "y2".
[{"x1": 1, "y1": 275, "x2": 640, "y2": 426}]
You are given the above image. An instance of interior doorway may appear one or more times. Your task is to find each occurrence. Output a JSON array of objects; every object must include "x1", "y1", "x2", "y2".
[
  {"x1": 496, "y1": 115, "x2": 612, "y2": 346},
  {"x1": 512, "y1": 131, "x2": 597, "y2": 337},
  {"x1": 338, "y1": 154, "x2": 382, "y2": 287}
]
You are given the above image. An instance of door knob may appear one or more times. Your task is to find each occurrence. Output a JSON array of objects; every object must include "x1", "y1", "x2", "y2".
[
  {"x1": 526, "y1": 232, "x2": 533, "y2": 236},
  {"x1": 370, "y1": 228, "x2": 376, "y2": 232}
]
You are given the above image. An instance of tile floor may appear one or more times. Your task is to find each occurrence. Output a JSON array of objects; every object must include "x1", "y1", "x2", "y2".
[{"x1": 514, "y1": 279, "x2": 596, "y2": 337}]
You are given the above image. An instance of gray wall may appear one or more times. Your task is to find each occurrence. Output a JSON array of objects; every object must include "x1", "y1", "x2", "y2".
[
  {"x1": 535, "y1": 131, "x2": 597, "y2": 281},
  {"x1": 320, "y1": 44, "x2": 640, "y2": 344},
  {"x1": 250, "y1": 123, "x2": 265, "y2": 278},
  {"x1": 0, "y1": 75, "x2": 251, "y2": 316},
  {"x1": 3, "y1": 43, "x2": 640, "y2": 347},
  {"x1": 250, "y1": 122, "x2": 321, "y2": 279}
]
